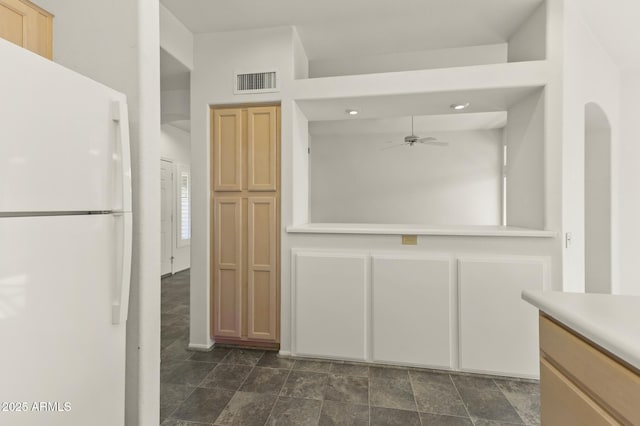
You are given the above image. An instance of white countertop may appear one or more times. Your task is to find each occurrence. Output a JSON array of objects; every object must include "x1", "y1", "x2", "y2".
[
  {"x1": 522, "y1": 290, "x2": 640, "y2": 371},
  {"x1": 287, "y1": 223, "x2": 556, "y2": 238}
]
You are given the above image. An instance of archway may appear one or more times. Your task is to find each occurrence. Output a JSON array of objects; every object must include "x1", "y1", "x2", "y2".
[{"x1": 585, "y1": 103, "x2": 612, "y2": 294}]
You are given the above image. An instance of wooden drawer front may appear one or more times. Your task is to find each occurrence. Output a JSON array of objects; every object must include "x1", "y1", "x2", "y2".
[
  {"x1": 541, "y1": 358, "x2": 618, "y2": 425},
  {"x1": 540, "y1": 315, "x2": 640, "y2": 424}
]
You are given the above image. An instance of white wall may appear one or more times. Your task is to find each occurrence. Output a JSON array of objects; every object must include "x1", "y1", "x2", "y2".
[
  {"x1": 292, "y1": 27, "x2": 308, "y2": 80},
  {"x1": 617, "y1": 74, "x2": 640, "y2": 295},
  {"x1": 190, "y1": 17, "x2": 566, "y2": 361},
  {"x1": 283, "y1": 4, "x2": 566, "y2": 359},
  {"x1": 161, "y1": 89, "x2": 190, "y2": 123},
  {"x1": 160, "y1": 4, "x2": 193, "y2": 70},
  {"x1": 190, "y1": 26, "x2": 296, "y2": 350},
  {"x1": 309, "y1": 126, "x2": 503, "y2": 225},
  {"x1": 562, "y1": 0, "x2": 621, "y2": 293},
  {"x1": 36, "y1": 0, "x2": 161, "y2": 424},
  {"x1": 309, "y1": 44, "x2": 508, "y2": 78},
  {"x1": 506, "y1": 90, "x2": 546, "y2": 229},
  {"x1": 508, "y1": 2, "x2": 547, "y2": 62},
  {"x1": 541, "y1": 0, "x2": 565, "y2": 291},
  {"x1": 161, "y1": 125, "x2": 191, "y2": 172},
  {"x1": 161, "y1": 124, "x2": 191, "y2": 273},
  {"x1": 585, "y1": 107, "x2": 612, "y2": 294},
  {"x1": 291, "y1": 102, "x2": 310, "y2": 225}
]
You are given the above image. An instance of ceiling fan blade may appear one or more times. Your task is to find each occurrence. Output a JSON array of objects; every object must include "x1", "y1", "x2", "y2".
[
  {"x1": 380, "y1": 142, "x2": 408, "y2": 151},
  {"x1": 418, "y1": 137, "x2": 449, "y2": 146}
]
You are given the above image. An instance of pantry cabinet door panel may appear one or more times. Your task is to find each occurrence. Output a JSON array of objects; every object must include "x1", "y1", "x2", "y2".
[
  {"x1": 213, "y1": 197, "x2": 243, "y2": 338},
  {"x1": 247, "y1": 106, "x2": 278, "y2": 191},
  {"x1": 212, "y1": 108, "x2": 242, "y2": 191},
  {"x1": 247, "y1": 197, "x2": 277, "y2": 341}
]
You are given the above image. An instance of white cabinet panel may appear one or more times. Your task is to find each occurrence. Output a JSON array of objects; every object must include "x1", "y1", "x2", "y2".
[
  {"x1": 372, "y1": 255, "x2": 453, "y2": 368},
  {"x1": 293, "y1": 251, "x2": 367, "y2": 360},
  {"x1": 458, "y1": 257, "x2": 548, "y2": 378}
]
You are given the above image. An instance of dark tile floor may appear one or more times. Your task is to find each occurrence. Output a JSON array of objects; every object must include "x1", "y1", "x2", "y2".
[{"x1": 161, "y1": 270, "x2": 541, "y2": 426}]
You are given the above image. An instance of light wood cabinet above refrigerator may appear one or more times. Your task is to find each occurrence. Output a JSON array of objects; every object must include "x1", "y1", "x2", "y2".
[{"x1": 0, "y1": 0, "x2": 52, "y2": 59}]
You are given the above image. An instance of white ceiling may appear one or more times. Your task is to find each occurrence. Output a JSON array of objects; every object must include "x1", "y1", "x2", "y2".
[
  {"x1": 159, "y1": 0, "x2": 543, "y2": 60},
  {"x1": 160, "y1": 48, "x2": 190, "y2": 90},
  {"x1": 297, "y1": 86, "x2": 542, "y2": 122}
]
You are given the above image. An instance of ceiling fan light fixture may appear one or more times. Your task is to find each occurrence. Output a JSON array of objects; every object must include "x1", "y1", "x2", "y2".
[
  {"x1": 346, "y1": 109, "x2": 359, "y2": 116},
  {"x1": 380, "y1": 115, "x2": 450, "y2": 150},
  {"x1": 450, "y1": 102, "x2": 470, "y2": 111}
]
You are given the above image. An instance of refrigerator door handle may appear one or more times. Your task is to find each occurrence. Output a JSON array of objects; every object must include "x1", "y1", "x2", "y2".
[
  {"x1": 111, "y1": 99, "x2": 132, "y2": 212},
  {"x1": 113, "y1": 212, "x2": 133, "y2": 325}
]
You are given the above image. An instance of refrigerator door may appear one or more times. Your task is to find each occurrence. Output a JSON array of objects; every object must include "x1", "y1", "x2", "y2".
[
  {"x1": 0, "y1": 39, "x2": 131, "y2": 214},
  {"x1": 0, "y1": 215, "x2": 126, "y2": 426}
]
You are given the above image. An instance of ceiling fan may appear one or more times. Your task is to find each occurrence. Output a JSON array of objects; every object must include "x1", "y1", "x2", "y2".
[{"x1": 382, "y1": 116, "x2": 449, "y2": 150}]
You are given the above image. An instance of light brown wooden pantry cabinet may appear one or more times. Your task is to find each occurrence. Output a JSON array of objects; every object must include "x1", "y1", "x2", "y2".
[
  {"x1": 0, "y1": 0, "x2": 52, "y2": 59},
  {"x1": 210, "y1": 105, "x2": 280, "y2": 348}
]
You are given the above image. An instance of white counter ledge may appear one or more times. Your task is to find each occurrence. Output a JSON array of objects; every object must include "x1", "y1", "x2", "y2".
[
  {"x1": 522, "y1": 290, "x2": 640, "y2": 371},
  {"x1": 287, "y1": 223, "x2": 556, "y2": 238}
]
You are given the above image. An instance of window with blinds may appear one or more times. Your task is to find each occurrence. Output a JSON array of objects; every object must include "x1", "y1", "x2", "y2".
[{"x1": 178, "y1": 165, "x2": 191, "y2": 246}]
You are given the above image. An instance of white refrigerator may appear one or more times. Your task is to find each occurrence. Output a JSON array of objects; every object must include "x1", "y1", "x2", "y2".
[{"x1": 0, "y1": 39, "x2": 132, "y2": 425}]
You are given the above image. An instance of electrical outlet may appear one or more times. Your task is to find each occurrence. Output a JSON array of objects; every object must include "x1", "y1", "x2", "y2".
[{"x1": 402, "y1": 235, "x2": 418, "y2": 245}]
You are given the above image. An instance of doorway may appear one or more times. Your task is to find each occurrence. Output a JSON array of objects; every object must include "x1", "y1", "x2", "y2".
[
  {"x1": 161, "y1": 158, "x2": 174, "y2": 277},
  {"x1": 584, "y1": 103, "x2": 612, "y2": 294}
]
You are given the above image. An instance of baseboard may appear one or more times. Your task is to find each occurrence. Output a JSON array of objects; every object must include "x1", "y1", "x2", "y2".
[
  {"x1": 212, "y1": 338, "x2": 279, "y2": 351},
  {"x1": 277, "y1": 352, "x2": 539, "y2": 382},
  {"x1": 188, "y1": 342, "x2": 214, "y2": 352}
]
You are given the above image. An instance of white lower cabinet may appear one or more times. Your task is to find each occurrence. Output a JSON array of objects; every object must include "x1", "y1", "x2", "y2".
[
  {"x1": 291, "y1": 249, "x2": 548, "y2": 378},
  {"x1": 458, "y1": 257, "x2": 549, "y2": 378},
  {"x1": 293, "y1": 251, "x2": 367, "y2": 360},
  {"x1": 372, "y1": 255, "x2": 453, "y2": 368}
]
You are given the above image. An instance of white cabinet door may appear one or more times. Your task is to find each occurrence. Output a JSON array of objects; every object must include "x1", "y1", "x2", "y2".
[
  {"x1": 372, "y1": 255, "x2": 453, "y2": 368},
  {"x1": 294, "y1": 251, "x2": 367, "y2": 360},
  {"x1": 0, "y1": 215, "x2": 126, "y2": 426},
  {"x1": 458, "y1": 257, "x2": 548, "y2": 378}
]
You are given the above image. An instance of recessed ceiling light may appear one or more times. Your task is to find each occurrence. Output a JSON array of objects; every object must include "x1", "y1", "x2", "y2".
[
  {"x1": 346, "y1": 109, "x2": 359, "y2": 116},
  {"x1": 450, "y1": 103, "x2": 470, "y2": 111}
]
